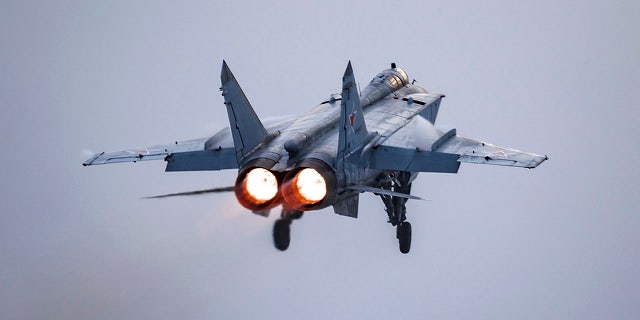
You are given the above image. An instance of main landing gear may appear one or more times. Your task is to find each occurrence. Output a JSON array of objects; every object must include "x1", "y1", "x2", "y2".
[
  {"x1": 379, "y1": 171, "x2": 414, "y2": 254},
  {"x1": 273, "y1": 209, "x2": 303, "y2": 251},
  {"x1": 397, "y1": 221, "x2": 412, "y2": 254},
  {"x1": 272, "y1": 170, "x2": 416, "y2": 254}
]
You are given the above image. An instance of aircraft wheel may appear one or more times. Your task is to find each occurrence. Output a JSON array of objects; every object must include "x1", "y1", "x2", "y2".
[
  {"x1": 397, "y1": 222, "x2": 412, "y2": 254},
  {"x1": 273, "y1": 219, "x2": 291, "y2": 251}
]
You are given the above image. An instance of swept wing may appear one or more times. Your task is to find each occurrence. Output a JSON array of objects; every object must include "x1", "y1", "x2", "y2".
[
  {"x1": 365, "y1": 92, "x2": 547, "y2": 172},
  {"x1": 83, "y1": 117, "x2": 296, "y2": 171}
]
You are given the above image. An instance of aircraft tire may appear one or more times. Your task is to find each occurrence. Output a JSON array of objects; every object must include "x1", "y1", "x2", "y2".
[
  {"x1": 398, "y1": 222, "x2": 412, "y2": 254},
  {"x1": 273, "y1": 219, "x2": 291, "y2": 251}
]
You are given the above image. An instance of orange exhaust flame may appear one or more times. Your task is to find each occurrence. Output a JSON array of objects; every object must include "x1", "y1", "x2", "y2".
[
  {"x1": 282, "y1": 168, "x2": 327, "y2": 210},
  {"x1": 235, "y1": 168, "x2": 280, "y2": 211}
]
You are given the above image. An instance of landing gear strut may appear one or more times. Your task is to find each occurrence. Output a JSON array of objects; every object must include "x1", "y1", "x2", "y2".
[
  {"x1": 273, "y1": 209, "x2": 303, "y2": 251},
  {"x1": 379, "y1": 171, "x2": 414, "y2": 254}
]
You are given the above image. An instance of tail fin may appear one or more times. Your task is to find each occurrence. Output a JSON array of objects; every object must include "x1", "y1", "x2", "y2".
[
  {"x1": 337, "y1": 61, "x2": 369, "y2": 162},
  {"x1": 333, "y1": 61, "x2": 369, "y2": 218},
  {"x1": 336, "y1": 61, "x2": 370, "y2": 192},
  {"x1": 220, "y1": 61, "x2": 267, "y2": 162}
]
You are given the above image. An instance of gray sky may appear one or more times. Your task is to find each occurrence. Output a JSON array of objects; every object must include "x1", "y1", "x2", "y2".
[{"x1": 2, "y1": 0, "x2": 639, "y2": 319}]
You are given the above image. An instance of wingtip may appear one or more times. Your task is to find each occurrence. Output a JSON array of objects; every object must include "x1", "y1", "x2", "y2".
[{"x1": 82, "y1": 152, "x2": 104, "y2": 167}]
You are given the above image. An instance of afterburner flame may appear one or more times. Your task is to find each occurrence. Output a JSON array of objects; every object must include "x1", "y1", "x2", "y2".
[
  {"x1": 244, "y1": 168, "x2": 278, "y2": 203},
  {"x1": 294, "y1": 168, "x2": 327, "y2": 203},
  {"x1": 280, "y1": 160, "x2": 336, "y2": 211}
]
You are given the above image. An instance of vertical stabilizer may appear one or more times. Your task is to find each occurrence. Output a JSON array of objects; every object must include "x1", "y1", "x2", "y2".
[
  {"x1": 220, "y1": 61, "x2": 268, "y2": 162},
  {"x1": 337, "y1": 61, "x2": 369, "y2": 162},
  {"x1": 336, "y1": 61, "x2": 370, "y2": 194}
]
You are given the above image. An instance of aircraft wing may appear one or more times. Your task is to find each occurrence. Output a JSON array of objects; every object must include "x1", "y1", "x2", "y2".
[
  {"x1": 436, "y1": 134, "x2": 548, "y2": 168},
  {"x1": 370, "y1": 116, "x2": 547, "y2": 172},
  {"x1": 83, "y1": 116, "x2": 298, "y2": 171},
  {"x1": 82, "y1": 137, "x2": 238, "y2": 171}
]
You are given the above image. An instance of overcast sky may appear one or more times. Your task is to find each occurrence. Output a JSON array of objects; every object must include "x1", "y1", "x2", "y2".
[{"x1": 2, "y1": 0, "x2": 639, "y2": 319}]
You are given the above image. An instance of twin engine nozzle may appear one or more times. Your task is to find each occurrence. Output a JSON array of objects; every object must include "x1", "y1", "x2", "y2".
[{"x1": 234, "y1": 159, "x2": 337, "y2": 212}]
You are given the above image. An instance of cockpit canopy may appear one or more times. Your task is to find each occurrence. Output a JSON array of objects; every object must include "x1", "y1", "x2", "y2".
[
  {"x1": 359, "y1": 63, "x2": 410, "y2": 107},
  {"x1": 368, "y1": 66, "x2": 409, "y2": 89}
]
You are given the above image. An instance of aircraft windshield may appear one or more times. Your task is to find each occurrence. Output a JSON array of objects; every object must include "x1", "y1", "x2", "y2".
[{"x1": 359, "y1": 67, "x2": 410, "y2": 106}]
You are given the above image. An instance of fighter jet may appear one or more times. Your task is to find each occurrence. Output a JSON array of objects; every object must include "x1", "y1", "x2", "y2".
[{"x1": 83, "y1": 61, "x2": 547, "y2": 253}]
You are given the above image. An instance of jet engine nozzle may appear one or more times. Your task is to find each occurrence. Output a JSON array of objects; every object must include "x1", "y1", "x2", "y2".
[
  {"x1": 281, "y1": 159, "x2": 337, "y2": 211},
  {"x1": 235, "y1": 160, "x2": 281, "y2": 211}
]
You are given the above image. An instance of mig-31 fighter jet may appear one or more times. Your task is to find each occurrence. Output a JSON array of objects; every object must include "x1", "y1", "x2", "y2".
[{"x1": 84, "y1": 61, "x2": 547, "y2": 253}]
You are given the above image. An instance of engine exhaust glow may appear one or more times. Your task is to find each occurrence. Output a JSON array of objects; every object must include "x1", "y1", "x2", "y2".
[
  {"x1": 243, "y1": 168, "x2": 278, "y2": 203},
  {"x1": 235, "y1": 167, "x2": 280, "y2": 211},
  {"x1": 295, "y1": 168, "x2": 327, "y2": 203},
  {"x1": 281, "y1": 167, "x2": 329, "y2": 210}
]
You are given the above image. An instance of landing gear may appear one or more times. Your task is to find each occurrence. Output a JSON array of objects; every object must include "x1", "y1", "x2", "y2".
[
  {"x1": 379, "y1": 171, "x2": 414, "y2": 254},
  {"x1": 397, "y1": 222, "x2": 412, "y2": 254},
  {"x1": 273, "y1": 219, "x2": 291, "y2": 250},
  {"x1": 273, "y1": 209, "x2": 303, "y2": 251}
]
